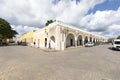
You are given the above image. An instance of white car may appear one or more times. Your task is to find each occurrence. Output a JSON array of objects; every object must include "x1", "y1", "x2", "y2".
[
  {"x1": 85, "y1": 42, "x2": 94, "y2": 47},
  {"x1": 113, "y1": 39, "x2": 120, "y2": 50}
]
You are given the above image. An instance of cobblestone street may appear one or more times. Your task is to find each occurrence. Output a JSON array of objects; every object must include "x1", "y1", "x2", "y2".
[{"x1": 0, "y1": 44, "x2": 120, "y2": 80}]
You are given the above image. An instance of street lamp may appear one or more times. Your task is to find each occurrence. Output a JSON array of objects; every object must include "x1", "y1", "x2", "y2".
[
  {"x1": 45, "y1": 28, "x2": 48, "y2": 37},
  {"x1": 64, "y1": 27, "x2": 69, "y2": 37}
]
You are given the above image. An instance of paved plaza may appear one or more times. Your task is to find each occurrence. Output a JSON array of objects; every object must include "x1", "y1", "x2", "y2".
[{"x1": 0, "y1": 44, "x2": 120, "y2": 80}]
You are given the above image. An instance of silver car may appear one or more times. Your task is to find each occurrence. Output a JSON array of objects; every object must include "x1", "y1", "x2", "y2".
[{"x1": 85, "y1": 42, "x2": 94, "y2": 47}]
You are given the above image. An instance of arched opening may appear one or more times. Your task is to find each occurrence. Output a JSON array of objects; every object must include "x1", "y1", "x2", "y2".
[
  {"x1": 93, "y1": 38, "x2": 95, "y2": 44},
  {"x1": 84, "y1": 36, "x2": 88, "y2": 44},
  {"x1": 45, "y1": 38, "x2": 47, "y2": 47},
  {"x1": 90, "y1": 37, "x2": 92, "y2": 42},
  {"x1": 96, "y1": 39, "x2": 100, "y2": 45},
  {"x1": 77, "y1": 35, "x2": 82, "y2": 46},
  {"x1": 50, "y1": 36, "x2": 55, "y2": 48},
  {"x1": 66, "y1": 33, "x2": 75, "y2": 47}
]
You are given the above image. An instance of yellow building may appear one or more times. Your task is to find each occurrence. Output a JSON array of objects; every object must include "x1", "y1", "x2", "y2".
[
  {"x1": 21, "y1": 30, "x2": 35, "y2": 45},
  {"x1": 6, "y1": 38, "x2": 14, "y2": 43}
]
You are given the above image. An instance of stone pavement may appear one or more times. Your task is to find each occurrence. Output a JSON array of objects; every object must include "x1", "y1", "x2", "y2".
[{"x1": 0, "y1": 44, "x2": 120, "y2": 80}]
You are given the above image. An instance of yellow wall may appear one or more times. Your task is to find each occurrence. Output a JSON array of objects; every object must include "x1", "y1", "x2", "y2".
[
  {"x1": 21, "y1": 31, "x2": 35, "y2": 44},
  {"x1": 6, "y1": 38, "x2": 13, "y2": 43}
]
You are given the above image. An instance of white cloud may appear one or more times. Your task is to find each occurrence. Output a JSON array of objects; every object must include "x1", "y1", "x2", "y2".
[
  {"x1": 0, "y1": 0, "x2": 120, "y2": 38},
  {"x1": 106, "y1": 24, "x2": 120, "y2": 38},
  {"x1": 11, "y1": 25, "x2": 38, "y2": 37},
  {"x1": 80, "y1": 8, "x2": 120, "y2": 38},
  {"x1": 0, "y1": 0, "x2": 105, "y2": 25},
  {"x1": 55, "y1": 0, "x2": 105, "y2": 24}
]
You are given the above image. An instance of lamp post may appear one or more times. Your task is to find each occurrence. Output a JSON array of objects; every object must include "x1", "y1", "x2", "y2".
[{"x1": 45, "y1": 28, "x2": 48, "y2": 37}]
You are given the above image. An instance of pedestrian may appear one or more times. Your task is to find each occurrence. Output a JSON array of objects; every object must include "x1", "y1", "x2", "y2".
[
  {"x1": 49, "y1": 42, "x2": 51, "y2": 49},
  {"x1": 20, "y1": 40, "x2": 22, "y2": 45},
  {"x1": 17, "y1": 41, "x2": 19, "y2": 45},
  {"x1": 34, "y1": 42, "x2": 36, "y2": 46}
]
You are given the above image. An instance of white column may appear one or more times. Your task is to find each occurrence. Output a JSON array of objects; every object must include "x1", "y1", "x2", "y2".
[
  {"x1": 61, "y1": 33, "x2": 65, "y2": 50},
  {"x1": 82, "y1": 38, "x2": 85, "y2": 46},
  {"x1": 92, "y1": 38, "x2": 94, "y2": 43},
  {"x1": 75, "y1": 37, "x2": 77, "y2": 47}
]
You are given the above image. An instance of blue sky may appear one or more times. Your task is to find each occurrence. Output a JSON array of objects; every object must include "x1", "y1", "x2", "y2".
[
  {"x1": 88, "y1": 0, "x2": 120, "y2": 14},
  {"x1": 53, "y1": 0, "x2": 120, "y2": 13},
  {"x1": 0, "y1": 0, "x2": 120, "y2": 38}
]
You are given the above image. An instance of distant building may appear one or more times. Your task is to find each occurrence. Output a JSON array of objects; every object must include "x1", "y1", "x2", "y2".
[
  {"x1": 17, "y1": 31, "x2": 35, "y2": 46},
  {"x1": 19, "y1": 21, "x2": 108, "y2": 50},
  {"x1": 21, "y1": 31, "x2": 35, "y2": 44}
]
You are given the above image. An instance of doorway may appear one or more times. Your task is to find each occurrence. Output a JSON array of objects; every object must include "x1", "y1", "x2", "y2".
[
  {"x1": 45, "y1": 38, "x2": 47, "y2": 47},
  {"x1": 70, "y1": 39, "x2": 73, "y2": 46},
  {"x1": 66, "y1": 33, "x2": 75, "y2": 47}
]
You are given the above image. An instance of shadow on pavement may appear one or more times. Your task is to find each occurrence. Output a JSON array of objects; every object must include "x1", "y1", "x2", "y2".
[
  {"x1": 8, "y1": 43, "x2": 19, "y2": 46},
  {"x1": 108, "y1": 47, "x2": 120, "y2": 51},
  {"x1": 0, "y1": 43, "x2": 19, "y2": 47},
  {"x1": 0, "y1": 42, "x2": 29, "y2": 47}
]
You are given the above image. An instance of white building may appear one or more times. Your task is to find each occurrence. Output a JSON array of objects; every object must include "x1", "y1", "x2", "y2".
[{"x1": 33, "y1": 21, "x2": 108, "y2": 50}]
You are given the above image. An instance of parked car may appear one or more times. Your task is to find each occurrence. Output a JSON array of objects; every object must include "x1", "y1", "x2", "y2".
[
  {"x1": 85, "y1": 42, "x2": 94, "y2": 47},
  {"x1": 21, "y1": 42, "x2": 27, "y2": 46},
  {"x1": 113, "y1": 39, "x2": 120, "y2": 50},
  {"x1": 0, "y1": 39, "x2": 8, "y2": 46}
]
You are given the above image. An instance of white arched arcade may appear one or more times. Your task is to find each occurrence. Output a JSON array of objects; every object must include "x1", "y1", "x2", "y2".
[
  {"x1": 66, "y1": 33, "x2": 75, "y2": 47},
  {"x1": 77, "y1": 35, "x2": 82, "y2": 46}
]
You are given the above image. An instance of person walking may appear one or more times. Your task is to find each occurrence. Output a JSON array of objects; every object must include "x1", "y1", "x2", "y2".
[
  {"x1": 34, "y1": 42, "x2": 36, "y2": 47},
  {"x1": 49, "y1": 41, "x2": 51, "y2": 49}
]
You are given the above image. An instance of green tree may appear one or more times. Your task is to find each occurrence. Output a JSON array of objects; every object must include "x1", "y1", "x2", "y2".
[
  {"x1": 45, "y1": 20, "x2": 54, "y2": 26},
  {"x1": 0, "y1": 18, "x2": 17, "y2": 39},
  {"x1": 117, "y1": 35, "x2": 120, "y2": 39}
]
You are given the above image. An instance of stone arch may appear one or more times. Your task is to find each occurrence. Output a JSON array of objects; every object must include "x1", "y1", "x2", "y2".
[
  {"x1": 50, "y1": 36, "x2": 55, "y2": 42},
  {"x1": 96, "y1": 39, "x2": 100, "y2": 45},
  {"x1": 84, "y1": 36, "x2": 88, "y2": 44},
  {"x1": 50, "y1": 36, "x2": 55, "y2": 48},
  {"x1": 77, "y1": 35, "x2": 82, "y2": 46},
  {"x1": 66, "y1": 33, "x2": 75, "y2": 47}
]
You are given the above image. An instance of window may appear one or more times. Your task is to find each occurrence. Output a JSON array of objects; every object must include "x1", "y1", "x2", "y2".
[{"x1": 115, "y1": 41, "x2": 120, "y2": 44}]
